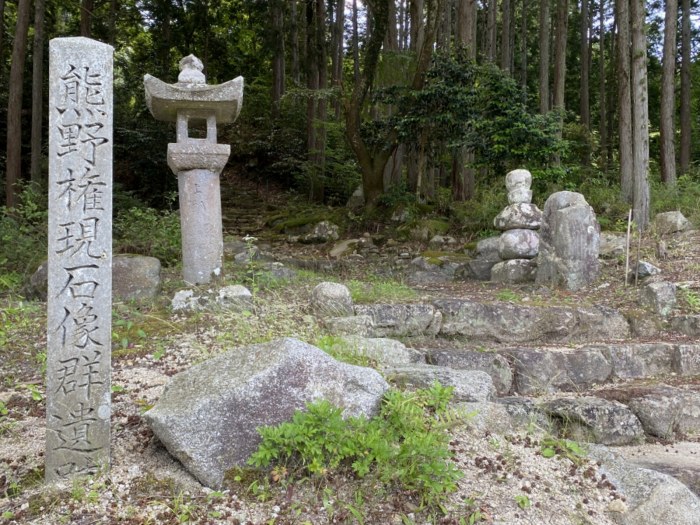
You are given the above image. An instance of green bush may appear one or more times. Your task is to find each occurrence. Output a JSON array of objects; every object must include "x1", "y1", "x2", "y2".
[
  {"x1": 248, "y1": 383, "x2": 462, "y2": 508},
  {"x1": 0, "y1": 185, "x2": 48, "y2": 291},
  {"x1": 114, "y1": 207, "x2": 181, "y2": 266}
]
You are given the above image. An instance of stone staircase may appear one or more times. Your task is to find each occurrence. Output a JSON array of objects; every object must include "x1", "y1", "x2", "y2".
[
  {"x1": 220, "y1": 170, "x2": 278, "y2": 236},
  {"x1": 317, "y1": 293, "x2": 700, "y2": 495}
]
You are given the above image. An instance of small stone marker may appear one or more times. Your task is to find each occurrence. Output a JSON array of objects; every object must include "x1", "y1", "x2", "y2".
[
  {"x1": 46, "y1": 37, "x2": 113, "y2": 482},
  {"x1": 144, "y1": 56, "x2": 243, "y2": 284}
]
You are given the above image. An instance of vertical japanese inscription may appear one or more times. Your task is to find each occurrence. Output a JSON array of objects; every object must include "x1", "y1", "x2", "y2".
[{"x1": 47, "y1": 38, "x2": 113, "y2": 483}]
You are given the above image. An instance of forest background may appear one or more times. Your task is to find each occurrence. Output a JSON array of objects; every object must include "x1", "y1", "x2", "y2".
[{"x1": 1, "y1": 0, "x2": 700, "y2": 289}]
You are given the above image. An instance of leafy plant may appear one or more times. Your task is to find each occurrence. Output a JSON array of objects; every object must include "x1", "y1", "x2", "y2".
[
  {"x1": 114, "y1": 206, "x2": 181, "y2": 266},
  {"x1": 315, "y1": 335, "x2": 378, "y2": 368},
  {"x1": 680, "y1": 288, "x2": 700, "y2": 312},
  {"x1": 247, "y1": 384, "x2": 463, "y2": 510},
  {"x1": 495, "y1": 289, "x2": 520, "y2": 302},
  {"x1": 515, "y1": 494, "x2": 531, "y2": 510},
  {"x1": 540, "y1": 437, "x2": 586, "y2": 465}
]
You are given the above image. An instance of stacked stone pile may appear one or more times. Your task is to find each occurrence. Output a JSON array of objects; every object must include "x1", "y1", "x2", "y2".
[{"x1": 491, "y1": 169, "x2": 542, "y2": 283}]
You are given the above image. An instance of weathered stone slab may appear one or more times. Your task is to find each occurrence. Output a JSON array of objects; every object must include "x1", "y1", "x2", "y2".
[
  {"x1": 597, "y1": 343, "x2": 676, "y2": 380},
  {"x1": 434, "y1": 299, "x2": 629, "y2": 343},
  {"x1": 427, "y1": 348, "x2": 513, "y2": 394},
  {"x1": 384, "y1": 365, "x2": 495, "y2": 402},
  {"x1": 331, "y1": 336, "x2": 425, "y2": 367},
  {"x1": 353, "y1": 304, "x2": 442, "y2": 337},
  {"x1": 536, "y1": 191, "x2": 600, "y2": 291},
  {"x1": 674, "y1": 345, "x2": 700, "y2": 376},
  {"x1": 540, "y1": 397, "x2": 645, "y2": 445},
  {"x1": 508, "y1": 347, "x2": 612, "y2": 395},
  {"x1": 640, "y1": 281, "x2": 676, "y2": 316},
  {"x1": 626, "y1": 385, "x2": 700, "y2": 439},
  {"x1": 655, "y1": 211, "x2": 691, "y2": 235},
  {"x1": 144, "y1": 338, "x2": 389, "y2": 488},
  {"x1": 46, "y1": 37, "x2": 114, "y2": 482},
  {"x1": 670, "y1": 315, "x2": 700, "y2": 337}
]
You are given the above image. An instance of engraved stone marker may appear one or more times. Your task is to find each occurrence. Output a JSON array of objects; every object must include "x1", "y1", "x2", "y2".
[
  {"x1": 46, "y1": 37, "x2": 113, "y2": 482},
  {"x1": 144, "y1": 56, "x2": 243, "y2": 284}
]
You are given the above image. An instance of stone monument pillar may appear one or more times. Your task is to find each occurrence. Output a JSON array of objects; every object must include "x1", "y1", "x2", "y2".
[
  {"x1": 46, "y1": 37, "x2": 113, "y2": 482},
  {"x1": 144, "y1": 56, "x2": 243, "y2": 284}
]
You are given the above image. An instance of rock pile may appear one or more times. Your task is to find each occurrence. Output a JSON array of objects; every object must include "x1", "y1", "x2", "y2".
[{"x1": 491, "y1": 169, "x2": 542, "y2": 283}]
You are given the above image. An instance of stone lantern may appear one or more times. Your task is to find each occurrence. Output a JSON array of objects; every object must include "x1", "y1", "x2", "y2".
[{"x1": 144, "y1": 55, "x2": 243, "y2": 284}]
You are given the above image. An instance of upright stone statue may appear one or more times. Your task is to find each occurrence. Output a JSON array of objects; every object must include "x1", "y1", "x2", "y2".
[
  {"x1": 144, "y1": 56, "x2": 243, "y2": 284},
  {"x1": 536, "y1": 191, "x2": 601, "y2": 291},
  {"x1": 46, "y1": 37, "x2": 113, "y2": 482}
]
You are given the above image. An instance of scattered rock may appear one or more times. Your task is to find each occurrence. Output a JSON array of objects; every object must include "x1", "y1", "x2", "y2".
[
  {"x1": 329, "y1": 239, "x2": 359, "y2": 258},
  {"x1": 144, "y1": 338, "x2": 389, "y2": 488},
  {"x1": 475, "y1": 236, "x2": 501, "y2": 257},
  {"x1": 536, "y1": 191, "x2": 601, "y2": 291},
  {"x1": 540, "y1": 397, "x2": 645, "y2": 445},
  {"x1": 216, "y1": 285, "x2": 253, "y2": 312},
  {"x1": 323, "y1": 315, "x2": 374, "y2": 337},
  {"x1": 631, "y1": 260, "x2": 661, "y2": 280},
  {"x1": 655, "y1": 211, "x2": 691, "y2": 235},
  {"x1": 171, "y1": 289, "x2": 207, "y2": 312},
  {"x1": 599, "y1": 232, "x2": 627, "y2": 259},
  {"x1": 640, "y1": 282, "x2": 676, "y2": 316},
  {"x1": 311, "y1": 282, "x2": 354, "y2": 317},
  {"x1": 346, "y1": 185, "x2": 364, "y2": 211},
  {"x1": 300, "y1": 221, "x2": 340, "y2": 244},
  {"x1": 384, "y1": 365, "x2": 495, "y2": 402},
  {"x1": 28, "y1": 254, "x2": 162, "y2": 301},
  {"x1": 455, "y1": 258, "x2": 501, "y2": 281}
]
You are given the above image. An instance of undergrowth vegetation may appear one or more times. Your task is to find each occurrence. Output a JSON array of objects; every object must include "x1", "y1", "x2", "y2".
[{"x1": 243, "y1": 383, "x2": 464, "y2": 513}]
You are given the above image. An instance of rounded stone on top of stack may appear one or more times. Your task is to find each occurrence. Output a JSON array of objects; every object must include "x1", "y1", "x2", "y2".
[
  {"x1": 505, "y1": 168, "x2": 533, "y2": 204},
  {"x1": 494, "y1": 203, "x2": 543, "y2": 231}
]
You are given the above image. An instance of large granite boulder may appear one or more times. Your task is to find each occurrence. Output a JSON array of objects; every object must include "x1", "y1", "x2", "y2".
[
  {"x1": 536, "y1": 191, "x2": 600, "y2": 291},
  {"x1": 590, "y1": 445, "x2": 700, "y2": 525},
  {"x1": 144, "y1": 338, "x2": 389, "y2": 488},
  {"x1": 28, "y1": 254, "x2": 161, "y2": 301}
]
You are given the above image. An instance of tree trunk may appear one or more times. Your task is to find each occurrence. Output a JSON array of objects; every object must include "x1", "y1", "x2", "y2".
[
  {"x1": 538, "y1": 0, "x2": 550, "y2": 114},
  {"x1": 660, "y1": 0, "x2": 678, "y2": 186},
  {"x1": 81, "y1": 0, "x2": 94, "y2": 37},
  {"x1": 487, "y1": 0, "x2": 497, "y2": 61},
  {"x1": 30, "y1": 0, "x2": 47, "y2": 186},
  {"x1": 387, "y1": 0, "x2": 399, "y2": 50},
  {"x1": 630, "y1": 0, "x2": 649, "y2": 230},
  {"x1": 501, "y1": 0, "x2": 511, "y2": 72},
  {"x1": 108, "y1": 0, "x2": 118, "y2": 45},
  {"x1": 332, "y1": 0, "x2": 346, "y2": 117},
  {"x1": 580, "y1": 0, "x2": 590, "y2": 165},
  {"x1": 617, "y1": 0, "x2": 633, "y2": 202},
  {"x1": 352, "y1": 0, "x2": 361, "y2": 82},
  {"x1": 410, "y1": 0, "x2": 425, "y2": 52},
  {"x1": 0, "y1": 0, "x2": 6, "y2": 71},
  {"x1": 519, "y1": 0, "x2": 528, "y2": 89},
  {"x1": 599, "y1": 0, "x2": 608, "y2": 170},
  {"x1": 271, "y1": 0, "x2": 286, "y2": 118},
  {"x1": 290, "y1": 1, "x2": 301, "y2": 84},
  {"x1": 5, "y1": 0, "x2": 32, "y2": 208},
  {"x1": 552, "y1": 0, "x2": 568, "y2": 166},
  {"x1": 680, "y1": 0, "x2": 691, "y2": 174},
  {"x1": 437, "y1": 0, "x2": 452, "y2": 50}
]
